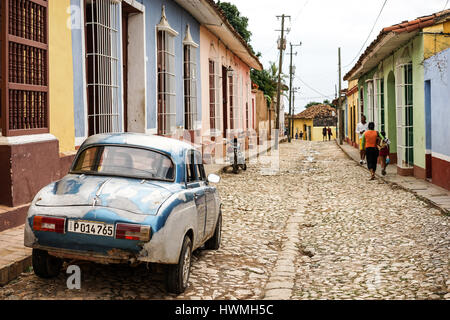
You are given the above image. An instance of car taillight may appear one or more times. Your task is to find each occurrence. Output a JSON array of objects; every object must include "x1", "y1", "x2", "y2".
[
  {"x1": 115, "y1": 224, "x2": 151, "y2": 241},
  {"x1": 33, "y1": 216, "x2": 66, "y2": 234}
]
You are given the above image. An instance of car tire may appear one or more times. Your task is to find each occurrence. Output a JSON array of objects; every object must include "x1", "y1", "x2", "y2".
[
  {"x1": 242, "y1": 163, "x2": 247, "y2": 171},
  {"x1": 32, "y1": 249, "x2": 63, "y2": 279},
  {"x1": 205, "y1": 212, "x2": 222, "y2": 250},
  {"x1": 166, "y1": 235, "x2": 192, "y2": 294}
]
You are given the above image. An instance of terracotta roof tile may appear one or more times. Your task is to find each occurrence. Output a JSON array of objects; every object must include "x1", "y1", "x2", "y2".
[
  {"x1": 294, "y1": 104, "x2": 336, "y2": 120},
  {"x1": 344, "y1": 9, "x2": 450, "y2": 81}
]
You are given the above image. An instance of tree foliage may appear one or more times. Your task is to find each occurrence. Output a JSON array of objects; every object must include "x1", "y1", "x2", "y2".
[
  {"x1": 251, "y1": 62, "x2": 288, "y2": 108},
  {"x1": 217, "y1": 1, "x2": 252, "y2": 44}
]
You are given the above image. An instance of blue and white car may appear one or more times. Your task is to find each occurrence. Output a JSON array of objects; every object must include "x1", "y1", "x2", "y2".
[{"x1": 24, "y1": 133, "x2": 222, "y2": 294}]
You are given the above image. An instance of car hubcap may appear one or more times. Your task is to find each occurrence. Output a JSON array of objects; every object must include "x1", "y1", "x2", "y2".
[{"x1": 182, "y1": 248, "x2": 191, "y2": 287}]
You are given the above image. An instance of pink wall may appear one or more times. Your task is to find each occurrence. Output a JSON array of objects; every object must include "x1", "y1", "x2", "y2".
[{"x1": 199, "y1": 26, "x2": 253, "y2": 140}]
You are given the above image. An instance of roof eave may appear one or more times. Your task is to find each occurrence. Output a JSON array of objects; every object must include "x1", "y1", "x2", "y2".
[{"x1": 174, "y1": 0, "x2": 263, "y2": 70}]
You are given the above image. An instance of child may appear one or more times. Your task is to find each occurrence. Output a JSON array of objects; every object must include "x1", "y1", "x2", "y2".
[{"x1": 378, "y1": 131, "x2": 390, "y2": 176}]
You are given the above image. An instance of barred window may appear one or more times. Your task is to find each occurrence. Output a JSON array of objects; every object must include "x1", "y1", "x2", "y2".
[
  {"x1": 396, "y1": 62, "x2": 413, "y2": 168},
  {"x1": 157, "y1": 6, "x2": 177, "y2": 136},
  {"x1": 85, "y1": 0, "x2": 121, "y2": 136},
  {"x1": 183, "y1": 25, "x2": 198, "y2": 131},
  {"x1": 209, "y1": 59, "x2": 220, "y2": 133}
]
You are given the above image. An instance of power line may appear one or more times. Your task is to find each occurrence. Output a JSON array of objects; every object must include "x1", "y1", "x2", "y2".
[
  {"x1": 343, "y1": 0, "x2": 388, "y2": 69},
  {"x1": 294, "y1": 75, "x2": 334, "y2": 98},
  {"x1": 444, "y1": 0, "x2": 449, "y2": 10}
]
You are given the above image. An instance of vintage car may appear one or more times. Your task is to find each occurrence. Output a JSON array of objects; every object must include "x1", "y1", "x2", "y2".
[{"x1": 24, "y1": 133, "x2": 222, "y2": 294}]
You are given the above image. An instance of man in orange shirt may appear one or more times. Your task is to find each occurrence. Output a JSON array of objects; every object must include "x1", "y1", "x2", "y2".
[{"x1": 361, "y1": 122, "x2": 385, "y2": 180}]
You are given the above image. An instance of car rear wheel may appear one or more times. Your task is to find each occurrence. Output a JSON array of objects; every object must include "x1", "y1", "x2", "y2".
[
  {"x1": 166, "y1": 235, "x2": 192, "y2": 294},
  {"x1": 32, "y1": 249, "x2": 63, "y2": 279},
  {"x1": 205, "y1": 212, "x2": 222, "y2": 250}
]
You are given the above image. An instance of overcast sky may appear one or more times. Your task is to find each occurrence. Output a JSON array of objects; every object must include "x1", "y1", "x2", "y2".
[{"x1": 224, "y1": 0, "x2": 449, "y2": 114}]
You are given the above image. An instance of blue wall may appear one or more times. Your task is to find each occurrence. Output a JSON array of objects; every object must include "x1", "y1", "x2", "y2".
[
  {"x1": 144, "y1": 0, "x2": 202, "y2": 130},
  {"x1": 70, "y1": 0, "x2": 86, "y2": 138},
  {"x1": 424, "y1": 47, "x2": 450, "y2": 157}
]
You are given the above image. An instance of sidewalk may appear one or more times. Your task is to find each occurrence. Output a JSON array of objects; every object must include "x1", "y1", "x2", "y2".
[
  {"x1": 0, "y1": 136, "x2": 287, "y2": 287},
  {"x1": 337, "y1": 141, "x2": 450, "y2": 215}
]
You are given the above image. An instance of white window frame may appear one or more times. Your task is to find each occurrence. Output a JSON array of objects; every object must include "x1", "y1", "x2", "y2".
[
  {"x1": 208, "y1": 59, "x2": 221, "y2": 135},
  {"x1": 183, "y1": 25, "x2": 198, "y2": 131},
  {"x1": 396, "y1": 61, "x2": 414, "y2": 168},
  {"x1": 156, "y1": 6, "x2": 178, "y2": 136},
  {"x1": 86, "y1": 0, "x2": 121, "y2": 135}
]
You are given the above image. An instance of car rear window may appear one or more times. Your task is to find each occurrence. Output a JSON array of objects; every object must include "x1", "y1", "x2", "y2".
[{"x1": 72, "y1": 146, "x2": 175, "y2": 181}]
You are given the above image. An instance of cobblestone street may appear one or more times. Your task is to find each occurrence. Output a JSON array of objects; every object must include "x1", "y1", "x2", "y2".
[{"x1": 0, "y1": 140, "x2": 448, "y2": 300}]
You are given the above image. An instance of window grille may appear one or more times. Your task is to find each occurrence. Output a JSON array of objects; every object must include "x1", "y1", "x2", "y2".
[
  {"x1": 1, "y1": 0, "x2": 49, "y2": 136},
  {"x1": 156, "y1": 7, "x2": 177, "y2": 136},
  {"x1": 377, "y1": 78, "x2": 385, "y2": 132},
  {"x1": 396, "y1": 62, "x2": 414, "y2": 168},
  {"x1": 183, "y1": 25, "x2": 198, "y2": 131},
  {"x1": 367, "y1": 80, "x2": 374, "y2": 123},
  {"x1": 85, "y1": 0, "x2": 121, "y2": 136},
  {"x1": 208, "y1": 59, "x2": 220, "y2": 133}
]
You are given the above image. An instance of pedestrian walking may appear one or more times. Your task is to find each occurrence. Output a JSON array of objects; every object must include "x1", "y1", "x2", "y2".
[
  {"x1": 295, "y1": 132, "x2": 298, "y2": 140},
  {"x1": 361, "y1": 122, "x2": 384, "y2": 180},
  {"x1": 322, "y1": 127, "x2": 327, "y2": 141},
  {"x1": 378, "y1": 131, "x2": 390, "y2": 176},
  {"x1": 300, "y1": 131, "x2": 303, "y2": 140},
  {"x1": 356, "y1": 115, "x2": 369, "y2": 165},
  {"x1": 327, "y1": 127, "x2": 333, "y2": 141}
]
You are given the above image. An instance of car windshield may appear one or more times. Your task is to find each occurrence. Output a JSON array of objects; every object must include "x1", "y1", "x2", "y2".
[{"x1": 71, "y1": 146, "x2": 175, "y2": 181}]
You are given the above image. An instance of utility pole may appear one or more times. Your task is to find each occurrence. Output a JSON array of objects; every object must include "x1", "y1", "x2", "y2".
[
  {"x1": 338, "y1": 47, "x2": 344, "y2": 145},
  {"x1": 275, "y1": 14, "x2": 290, "y2": 135},
  {"x1": 288, "y1": 42, "x2": 302, "y2": 143}
]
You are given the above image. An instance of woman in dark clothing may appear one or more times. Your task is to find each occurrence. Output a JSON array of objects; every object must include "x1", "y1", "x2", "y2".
[{"x1": 361, "y1": 122, "x2": 384, "y2": 180}]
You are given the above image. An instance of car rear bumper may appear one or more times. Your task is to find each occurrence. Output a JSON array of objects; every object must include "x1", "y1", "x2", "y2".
[{"x1": 33, "y1": 245, "x2": 137, "y2": 264}]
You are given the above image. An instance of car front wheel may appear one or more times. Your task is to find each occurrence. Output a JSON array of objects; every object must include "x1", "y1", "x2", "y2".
[
  {"x1": 166, "y1": 235, "x2": 192, "y2": 294},
  {"x1": 32, "y1": 249, "x2": 63, "y2": 279}
]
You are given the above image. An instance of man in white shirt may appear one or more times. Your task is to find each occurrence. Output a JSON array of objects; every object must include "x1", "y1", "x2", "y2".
[{"x1": 356, "y1": 115, "x2": 369, "y2": 165}]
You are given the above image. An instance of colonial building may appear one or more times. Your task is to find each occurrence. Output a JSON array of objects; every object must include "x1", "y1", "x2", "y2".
[
  {"x1": 0, "y1": 0, "x2": 262, "y2": 231},
  {"x1": 292, "y1": 104, "x2": 337, "y2": 141},
  {"x1": 344, "y1": 9, "x2": 450, "y2": 187}
]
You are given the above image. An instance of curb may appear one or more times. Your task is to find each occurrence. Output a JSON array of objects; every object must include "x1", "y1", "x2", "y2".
[
  {"x1": 335, "y1": 140, "x2": 450, "y2": 216},
  {"x1": 0, "y1": 255, "x2": 32, "y2": 287}
]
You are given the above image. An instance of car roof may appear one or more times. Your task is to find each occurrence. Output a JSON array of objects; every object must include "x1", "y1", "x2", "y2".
[{"x1": 80, "y1": 133, "x2": 196, "y2": 161}]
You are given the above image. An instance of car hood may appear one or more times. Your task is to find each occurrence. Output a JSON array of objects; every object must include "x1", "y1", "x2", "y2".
[{"x1": 35, "y1": 174, "x2": 175, "y2": 215}]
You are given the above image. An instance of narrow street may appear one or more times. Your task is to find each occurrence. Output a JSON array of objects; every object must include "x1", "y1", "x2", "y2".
[{"x1": 0, "y1": 141, "x2": 448, "y2": 300}]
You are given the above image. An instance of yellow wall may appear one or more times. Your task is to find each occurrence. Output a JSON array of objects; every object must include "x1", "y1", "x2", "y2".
[
  {"x1": 292, "y1": 119, "x2": 313, "y2": 140},
  {"x1": 292, "y1": 119, "x2": 336, "y2": 141},
  {"x1": 424, "y1": 21, "x2": 450, "y2": 59},
  {"x1": 49, "y1": 0, "x2": 75, "y2": 153},
  {"x1": 346, "y1": 79, "x2": 359, "y2": 142}
]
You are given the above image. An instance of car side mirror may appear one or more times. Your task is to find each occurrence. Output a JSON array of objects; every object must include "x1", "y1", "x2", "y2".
[{"x1": 207, "y1": 174, "x2": 221, "y2": 184}]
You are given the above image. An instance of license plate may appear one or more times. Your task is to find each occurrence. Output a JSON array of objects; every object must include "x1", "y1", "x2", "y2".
[{"x1": 67, "y1": 220, "x2": 114, "y2": 237}]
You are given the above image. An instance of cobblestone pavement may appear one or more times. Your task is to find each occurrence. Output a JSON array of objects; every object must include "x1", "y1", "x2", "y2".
[{"x1": 0, "y1": 140, "x2": 448, "y2": 300}]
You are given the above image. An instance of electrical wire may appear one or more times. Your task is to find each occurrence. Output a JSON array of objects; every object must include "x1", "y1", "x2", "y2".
[
  {"x1": 343, "y1": 0, "x2": 388, "y2": 69},
  {"x1": 444, "y1": 0, "x2": 449, "y2": 10},
  {"x1": 294, "y1": 75, "x2": 334, "y2": 98}
]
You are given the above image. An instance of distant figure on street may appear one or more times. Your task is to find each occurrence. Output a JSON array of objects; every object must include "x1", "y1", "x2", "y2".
[
  {"x1": 356, "y1": 115, "x2": 369, "y2": 165},
  {"x1": 378, "y1": 131, "x2": 391, "y2": 176},
  {"x1": 300, "y1": 131, "x2": 303, "y2": 140},
  {"x1": 327, "y1": 127, "x2": 333, "y2": 141},
  {"x1": 322, "y1": 127, "x2": 327, "y2": 141},
  {"x1": 304, "y1": 132, "x2": 308, "y2": 141},
  {"x1": 361, "y1": 122, "x2": 384, "y2": 180},
  {"x1": 295, "y1": 132, "x2": 298, "y2": 140}
]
